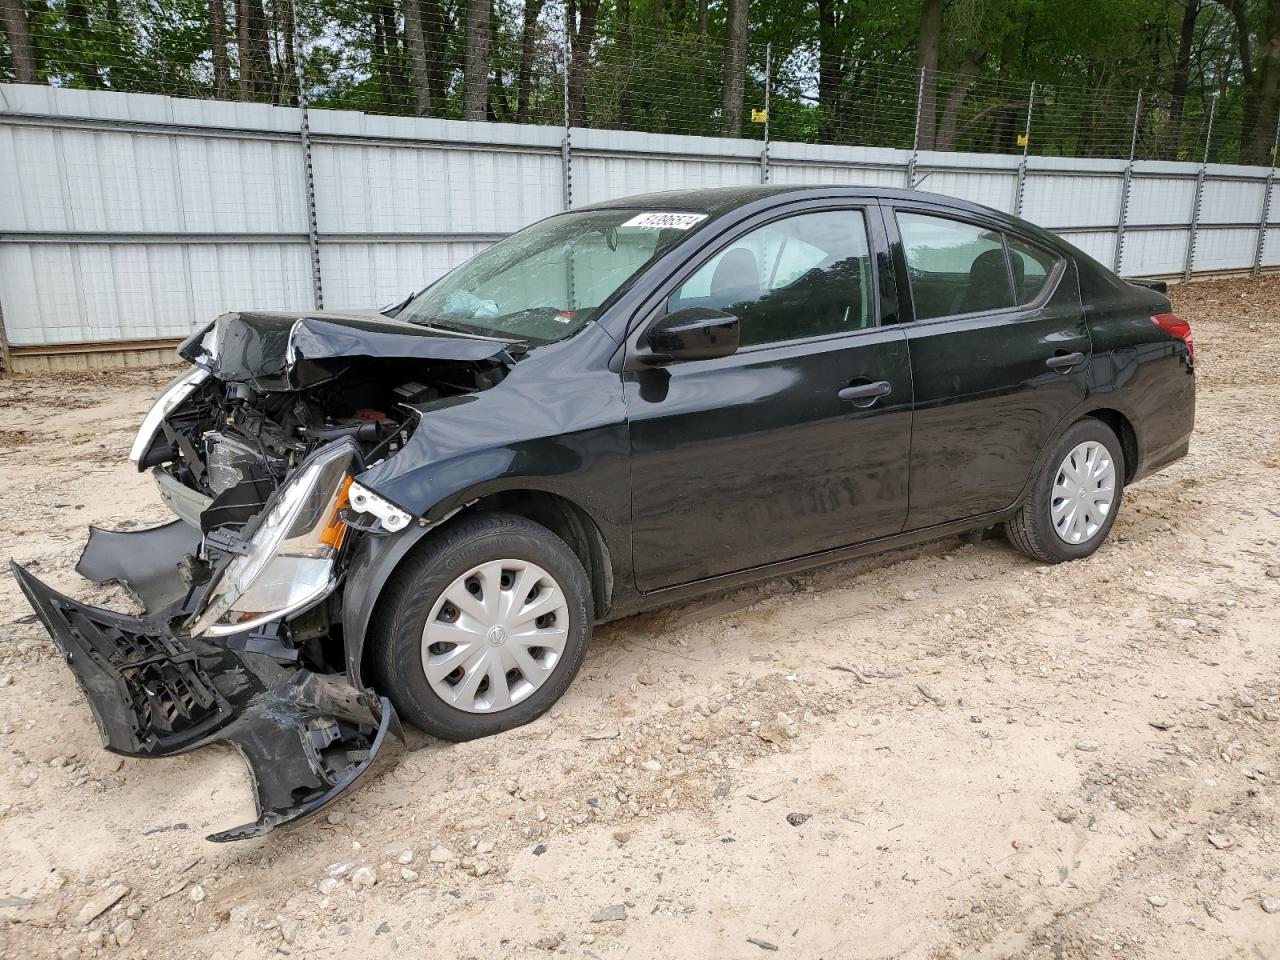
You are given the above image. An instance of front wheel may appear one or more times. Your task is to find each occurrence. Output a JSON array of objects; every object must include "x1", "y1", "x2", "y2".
[
  {"x1": 1006, "y1": 418, "x2": 1125, "y2": 564},
  {"x1": 368, "y1": 512, "x2": 592, "y2": 741}
]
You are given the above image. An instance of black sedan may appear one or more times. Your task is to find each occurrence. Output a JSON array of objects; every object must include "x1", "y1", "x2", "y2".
[{"x1": 11, "y1": 186, "x2": 1195, "y2": 839}]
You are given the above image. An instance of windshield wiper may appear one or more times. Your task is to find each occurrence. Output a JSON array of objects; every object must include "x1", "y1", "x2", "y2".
[{"x1": 407, "y1": 316, "x2": 475, "y2": 335}]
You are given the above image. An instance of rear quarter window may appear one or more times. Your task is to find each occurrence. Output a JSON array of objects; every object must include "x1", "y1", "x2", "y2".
[{"x1": 1006, "y1": 236, "x2": 1061, "y2": 305}]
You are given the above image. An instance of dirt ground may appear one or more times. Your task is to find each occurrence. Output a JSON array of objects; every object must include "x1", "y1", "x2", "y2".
[{"x1": 1, "y1": 276, "x2": 1278, "y2": 960}]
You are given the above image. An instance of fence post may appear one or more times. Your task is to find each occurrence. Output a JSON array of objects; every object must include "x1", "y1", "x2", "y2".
[
  {"x1": 0, "y1": 90, "x2": 12, "y2": 371},
  {"x1": 1251, "y1": 110, "x2": 1280, "y2": 275},
  {"x1": 1013, "y1": 81, "x2": 1035, "y2": 216},
  {"x1": 0, "y1": 297, "x2": 11, "y2": 376},
  {"x1": 759, "y1": 42, "x2": 772, "y2": 184},
  {"x1": 1113, "y1": 90, "x2": 1142, "y2": 274},
  {"x1": 561, "y1": 20, "x2": 573, "y2": 212},
  {"x1": 1183, "y1": 93, "x2": 1216, "y2": 282},
  {"x1": 292, "y1": 3, "x2": 323, "y2": 310},
  {"x1": 906, "y1": 66, "x2": 925, "y2": 188}
]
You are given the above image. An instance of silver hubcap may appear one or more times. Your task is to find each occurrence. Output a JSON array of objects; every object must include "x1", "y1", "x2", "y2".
[
  {"x1": 421, "y1": 559, "x2": 569, "y2": 714},
  {"x1": 1050, "y1": 440, "x2": 1116, "y2": 545}
]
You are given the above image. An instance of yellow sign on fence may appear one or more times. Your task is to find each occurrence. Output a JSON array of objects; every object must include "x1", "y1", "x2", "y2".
[
  {"x1": 1017, "y1": 133, "x2": 1029, "y2": 147},
  {"x1": 751, "y1": 108, "x2": 768, "y2": 124}
]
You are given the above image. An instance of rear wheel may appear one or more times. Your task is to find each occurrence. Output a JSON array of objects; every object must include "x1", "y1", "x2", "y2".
[
  {"x1": 369, "y1": 513, "x2": 592, "y2": 741},
  {"x1": 1006, "y1": 418, "x2": 1125, "y2": 564}
]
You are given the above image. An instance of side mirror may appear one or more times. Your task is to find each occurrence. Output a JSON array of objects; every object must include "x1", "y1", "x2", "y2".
[{"x1": 644, "y1": 307, "x2": 740, "y2": 363}]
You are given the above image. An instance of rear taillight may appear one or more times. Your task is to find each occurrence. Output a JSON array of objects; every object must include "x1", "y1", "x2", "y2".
[{"x1": 1151, "y1": 313, "x2": 1194, "y2": 364}]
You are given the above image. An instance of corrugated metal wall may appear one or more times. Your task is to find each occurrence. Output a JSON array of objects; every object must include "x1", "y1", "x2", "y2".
[{"x1": 2, "y1": 84, "x2": 1277, "y2": 366}]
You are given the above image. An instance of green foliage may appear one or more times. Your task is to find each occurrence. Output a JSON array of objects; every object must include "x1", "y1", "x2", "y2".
[{"x1": 0, "y1": 0, "x2": 1272, "y2": 162}]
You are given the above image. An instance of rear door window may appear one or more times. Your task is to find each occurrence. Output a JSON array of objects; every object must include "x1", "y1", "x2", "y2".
[{"x1": 896, "y1": 212, "x2": 1014, "y2": 320}]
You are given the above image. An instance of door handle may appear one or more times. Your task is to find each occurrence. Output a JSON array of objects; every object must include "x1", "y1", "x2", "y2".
[
  {"x1": 1045, "y1": 351, "x2": 1085, "y2": 371},
  {"x1": 838, "y1": 380, "x2": 892, "y2": 404}
]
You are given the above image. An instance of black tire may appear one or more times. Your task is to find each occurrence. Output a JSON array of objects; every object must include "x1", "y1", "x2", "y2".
[
  {"x1": 368, "y1": 512, "x2": 592, "y2": 741},
  {"x1": 1006, "y1": 418, "x2": 1126, "y2": 564}
]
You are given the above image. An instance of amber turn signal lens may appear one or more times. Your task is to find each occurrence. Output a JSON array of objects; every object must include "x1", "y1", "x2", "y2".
[{"x1": 319, "y1": 475, "x2": 353, "y2": 550}]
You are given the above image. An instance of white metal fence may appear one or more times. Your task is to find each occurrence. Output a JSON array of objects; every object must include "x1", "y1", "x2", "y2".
[{"x1": 2, "y1": 83, "x2": 1277, "y2": 371}]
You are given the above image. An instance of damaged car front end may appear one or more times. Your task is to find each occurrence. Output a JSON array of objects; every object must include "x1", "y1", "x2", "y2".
[{"x1": 12, "y1": 309, "x2": 521, "y2": 841}]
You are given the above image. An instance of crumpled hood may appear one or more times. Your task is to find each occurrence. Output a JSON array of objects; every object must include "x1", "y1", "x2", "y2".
[{"x1": 180, "y1": 310, "x2": 512, "y2": 387}]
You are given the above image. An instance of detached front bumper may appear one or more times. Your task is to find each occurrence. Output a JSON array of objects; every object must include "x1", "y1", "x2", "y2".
[{"x1": 10, "y1": 523, "x2": 404, "y2": 842}]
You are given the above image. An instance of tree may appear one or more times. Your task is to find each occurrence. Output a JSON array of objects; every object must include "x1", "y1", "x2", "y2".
[
  {"x1": 721, "y1": 0, "x2": 749, "y2": 135},
  {"x1": 372, "y1": 0, "x2": 408, "y2": 109},
  {"x1": 567, "y1": 0, "x2": 600, "y2": 126},
  {"x1": 5, "y1": 0, "x2": 1275, "y2": 164},
  {"x1": 404, "y1": 0, "x2": 431, "y2": 115},
  {"x1": 237, "y1": 0, "x2": 273, "y2": 100},
  {"x1": 0, "y1": 0, "x2": 39, "y2": 82},
  {"x1": 463, "y1": 0, "x2": 492, "y2": 120},
  {"x1": 916, "y1": 0, "x2": 941, "y2": 148},
  {"x1": 1220, "y1": 0, "x2": 1280, "y2": 164},
  {"x1": 210, "y1": 0, "x2": 230, "y2": 99},
  {"x1": 1166, "y1": 1, "x2": 1201, "y2": 158},
  {"x1": 516, "y1": 0, "x2": 546, "y2": 123}
]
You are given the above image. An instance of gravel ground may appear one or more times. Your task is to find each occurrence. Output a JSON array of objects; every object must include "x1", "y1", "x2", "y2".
[{"x1": 1, "y1": 276, "x2": 1278, "y2": 960}]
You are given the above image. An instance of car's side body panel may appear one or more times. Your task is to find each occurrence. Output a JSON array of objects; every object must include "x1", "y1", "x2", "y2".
[
  {"x1": 880, "y1": 200, "x2": 1094, "y2": 529},
  {"x1": 1074, "y1": 256, "x2": 1195, "y2": 481},
  {"x1": 354, "y1": 322, "x2": 635, "y2": 574},
  {"x1": 622, "y1": 198, "x2": 914, "y2": 591},
  {"x1": 626, "y1": 326, "x2": 914, "y2": 590}
]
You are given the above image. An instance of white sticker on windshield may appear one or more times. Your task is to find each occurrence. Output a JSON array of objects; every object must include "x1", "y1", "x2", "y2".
[{"x1": 622, "y1": 212, "x2": 708, "y2": 230}]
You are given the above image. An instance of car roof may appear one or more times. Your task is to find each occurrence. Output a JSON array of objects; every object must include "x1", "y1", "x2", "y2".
[
  {"x1": 578, "y1": 184, "x2": 984, "y2": 216},
  {"x1": 578, "y1": 184, "x2": 1074, "y2": 259}
]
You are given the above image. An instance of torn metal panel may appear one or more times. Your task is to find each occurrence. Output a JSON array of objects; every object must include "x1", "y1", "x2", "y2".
[
  {"x1": 181, "y1": 311, "x2": 511, "y2": 388},
  {"x1": 11, "y1": 562, "x2": 404, "y2": 842}
]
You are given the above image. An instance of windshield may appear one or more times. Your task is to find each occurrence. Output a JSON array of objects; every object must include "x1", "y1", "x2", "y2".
[{"x1": 399, "y1": 209, "x2": 703, "y2": 343}]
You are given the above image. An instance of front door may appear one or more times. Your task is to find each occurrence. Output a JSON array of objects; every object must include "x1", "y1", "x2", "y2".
[
  {"x1": 625, "y1": 205, "x2": 913, "y2": 592},
  {"x1": 886, "y1": 205, "x2": 1092, "y2": 530}
]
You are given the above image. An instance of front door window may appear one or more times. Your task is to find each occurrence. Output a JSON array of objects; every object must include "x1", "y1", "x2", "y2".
[{"x1": 668, "y1": 210, "x2": 874, "y2": 346}]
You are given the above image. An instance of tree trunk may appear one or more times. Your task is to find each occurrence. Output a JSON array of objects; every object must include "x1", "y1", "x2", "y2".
[
  {"x1": 379, "y1": 0, "x2": 408, "y2": 110},
  {"x1": 0, "y1": 0, "x2": 38, "y2": 83},
  {"x1": 819, "y1": 0, "x2": 839, "y2": 142},
  {"x1": 933, "y1": 79, "x2": 974, "y2": 150},
  {"x1": 423, "y1": 0, "x2": 448, "y2": 115},
  {"x1": 373, "y1": 8, "x2": 391, "y2": 103},
  {"x1": 568, "y1": 0, "x2": 600, "y2": 127},
  {"x1": 516, "y1": 0, "x2": 545, "y2": 123},
  {"x1": 404, "y1": 0, "x2": 431, "y2": 115},
  {"x1": 211, "y1": 0, "x2": 231, "y2": 99},
  {"x1": 1237, "y1": 0, "x2": 1280, "y2": 164},
  {"x1": 916, "y1": 0, "x2": 943, "y2": 150},
  {"x1": 278, "y1": 0, "x2": 297, "y2": 105},
  {"x1": 1167, "y1": 1, "x2": 1200, "y2": 159},
  {"x1": 720, "y1": 0, "x2": 748, "y2": 136},
  {"x1": 697, "y1": 0, "x2": 708, "y2": 34},
  {"x1": 65, "y1": 0, "x2": 105, "y2": 88},
  {"x1": 237, "y1": 0, "x2": 273, "y2": 101},
  {"x1": 463, "y1": 0, "x2": 492, "y2": 121}
]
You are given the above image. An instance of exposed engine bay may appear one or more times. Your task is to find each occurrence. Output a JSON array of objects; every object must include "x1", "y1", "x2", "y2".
[
  {"x1": 146, "y1": 352, "x2": 504, "y2": 536},
  {"x1": 10, "y1": 309, "x2": 519, "y2": 841}
]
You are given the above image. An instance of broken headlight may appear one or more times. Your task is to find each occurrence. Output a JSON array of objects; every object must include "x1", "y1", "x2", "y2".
[
  {"x1": 186, "y1": 440, "x2": 357, "y2": 638},
  {"x1": 128, "y1": 366, "x2": 210, "y2": 467}
]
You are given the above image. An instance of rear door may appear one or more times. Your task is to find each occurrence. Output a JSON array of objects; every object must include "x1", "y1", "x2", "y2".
[
  {"x1": 624, "y1": 202, "x2": 913, "y2": 592},
  {"x1": 885, "y1": 204, "x2": 1090, "y2": 530}
]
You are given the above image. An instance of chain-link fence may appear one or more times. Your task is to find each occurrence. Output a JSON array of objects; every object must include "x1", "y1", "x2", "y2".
[{"x1": 3, "y1": 1, "x2": 1278, "y2": 167}]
